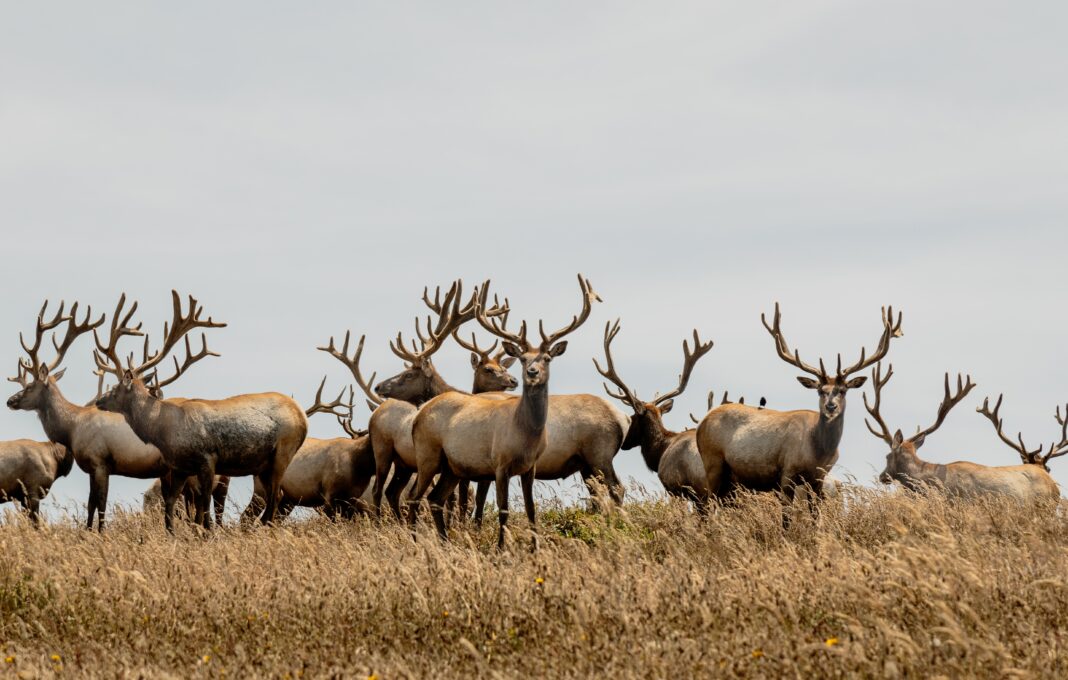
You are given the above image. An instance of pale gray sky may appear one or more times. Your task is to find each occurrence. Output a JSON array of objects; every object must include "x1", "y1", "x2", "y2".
[{"x1": 2, "y1": 2, "x2": 1066, "y2": 517}]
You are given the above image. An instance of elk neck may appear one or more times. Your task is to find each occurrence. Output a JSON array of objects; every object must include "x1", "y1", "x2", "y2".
[
  {"x1": 896, "y1": 445, "x2": 946, "y2": 486},
  {"x1": 636, "y1": 413, "x2": 677, "y2": 472},
  {"x1": 423, "y1": 370, "x2": 462, "y2": 404},
  {"x1": 51, "y1": 443, "x2": 75, "y2": 478},
  {"x1": 514, "y1": 381, "x2": 550, "y2": 435},
  {"x1": 36, "y1": 386, "x2": 84, "y2": 449},
  {"x1": 121, "y1": 390, "x2": 177, "y2": 450},
  {"x1": 810, "y1": 406, "x2": 846, "y2": 464}
]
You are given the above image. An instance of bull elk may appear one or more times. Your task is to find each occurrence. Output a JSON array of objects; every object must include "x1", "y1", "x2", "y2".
[
  {"x1": 244, "y1": 379, "x2": 375, "y2": 521},
  {"x1": 409, "y1": 274, "x2": 600, "y2": 549},
  {"x1": 318, "y1": 280, "x2": 513, "y2": 518},
  {"x1": 865, "y1": 364, "x2": 1059, "y2": 501},
  {"x1": 6, "y1": 301, "x2": 172, "y2": 531},
  {"x1": 94, "y1": 291, "x2": 308, "y2": 531},
  {"x1": 976, "y1": 395, "x2": 1068, "y2": 473},
  {"x1": 594, "y1": 320, "x2": 714, "y2": 509},
  {"x1": 0, "y1": 438, "x2": 73, "y2": 526},
  {"x1": 696, "y1": 303, "x2": 903, "y2": 509}
]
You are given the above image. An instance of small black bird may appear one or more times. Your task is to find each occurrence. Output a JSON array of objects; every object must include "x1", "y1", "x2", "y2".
[{"x1": 759, "y1": 396, "x2": 767, "y2": 409}]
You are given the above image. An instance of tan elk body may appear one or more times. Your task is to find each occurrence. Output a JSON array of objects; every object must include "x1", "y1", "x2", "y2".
[
  {"x1": 6, "y1": 301, "x2": 171, "y2": 530},
  {"x1": 94, "y1": 292, "x2": 308, "y2": 530},
  {"x1": 410, "y1": 275, "x2": 600, "y2": 548},
  {"x1": 865, "y1": 364, "x2": 1060, "y2": 502},
  {"x1": 593, "y1": 320, "x2": 714, "y2": 508},
  {"x1": 319, "y1": 282, "x2": 514, "y2": 517},
  {"x1": 0, "y1": 439, "x2": 73, "y2": 524},
  {"x1": 696, "y1": 303, "x2": 903, "y2": 503}
]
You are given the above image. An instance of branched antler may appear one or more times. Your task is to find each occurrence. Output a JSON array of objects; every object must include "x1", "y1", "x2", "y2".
[{"x1": 318, "y1": 331, "x2": 382, "y2": 410}]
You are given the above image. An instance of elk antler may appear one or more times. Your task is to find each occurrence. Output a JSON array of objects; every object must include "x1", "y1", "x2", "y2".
[
  {"x1": 7, "y1": 362, "x2": 30, "y2": 388},
  {"x1": 95, "y1": 291, "x2": 224, "y2": 387},
  {"x1": 14, "y1": 300, "x2": 104, "y2": 380},
  {"x1": 652, "y1": 329, "x2": 713, "y2": 407},
  {"x1": 389, "y1": 280, "x2": 508, "y2": 367},
  {"x1": 474, "y1": 282, "x2": 529, "y2": 349},
  {"x1": 451, "y1": 328, "x2": 500, "y2": 362},
  {"x1": 1048, "y1": 405, "x2": 1068, "y2": 467},
  {"x1": 305, "y1": 376, "x2": 354, "y2": 419},
  {"x1": 862, "y1": 363, "x2": 896, "y2": 445},
  {"x1": 318, "y1": 331, "x2": 383, "y2": 410},
  {"x1": 913, "y1": 372, "x2": 975, "y2": 443},
  {"x1": 836, "y1": 306, "x2": 904, "y2": 380},
  {"x1": 537, "y1": 274, "x2": 601, "y2": 350},
  {"x1": 761, "y1": 302, "x2": 827, "y2": 380},
  {"x1": 592, "y1": 319, "x2": 643, "y2": 412},
  {"x1": 977, "y1": 394, "x2": 1043, "y2": 464}
]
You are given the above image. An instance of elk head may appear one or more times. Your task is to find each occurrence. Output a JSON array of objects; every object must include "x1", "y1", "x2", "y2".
[
  {"x1": 762, "y1": 302, "x2": 903, "y2": 422},
  {"x1": 475, "y1": 274, "x2": 601, "y2": 390},
  {"x1": 594, "y1": 319, "x2": 713, "y2": 450},
  {"x1": 452, "y1": 329, "x2": 518, "y2": 392},
  {"x1": 93, "y1": 291, "x2": 225, "y2": 412},
  {"x1": 863, "y1": 363, "x2": 975, "y2": 486},
  {"x1": 977, "y1": 395, "x2": 1068, "y2": 473},
  {"x1": 7, "y1": 301, "x2": 104, "y2": 411},
  {"x1": 372, "y1": 280, "x2": 509, "y2": 404}
]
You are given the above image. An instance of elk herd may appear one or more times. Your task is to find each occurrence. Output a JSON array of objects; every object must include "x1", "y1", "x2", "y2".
[{"x1": 0, "y1": 277, "x2": 1065, "y2": 544}]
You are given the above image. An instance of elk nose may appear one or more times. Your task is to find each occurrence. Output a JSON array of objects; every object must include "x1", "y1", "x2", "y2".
[
  {"x1": 825, "y1": 402, "x2": 838, "y2": 412},
  {"x1": 6, "y1": 396, "x2": 17, "y2": 409},
  {"x1": 526, "y1": 367, "x2": 538, "y2": 378}
]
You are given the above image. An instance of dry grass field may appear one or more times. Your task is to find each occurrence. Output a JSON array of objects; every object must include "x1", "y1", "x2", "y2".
[{"x1": 1, "y1": 487, "x2": 1067, "y2": 678}]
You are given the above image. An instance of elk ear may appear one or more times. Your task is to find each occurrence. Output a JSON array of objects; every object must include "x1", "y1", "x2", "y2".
[
  {"x1": 37, "y1": 365, "x2": 49, "y2": 382},
  {"x1": 470, "y1": 353, "x2": 480, "y2": 369},
  {"x1": 501, "y1": 356, "x2": 517, "y2": 369},
  {"x1": 845, "y1": 375, "x2": 868, "y2": 389},
  {"x1": 892, "y1": 429, "x2": 904, "y2": 447},
  {"x1": 502, "y1": 342, "x2": 523, "y2": 358},
  {"x1": 797, "y1": 376, "x2": 820, "y2": 390},
  {"x1": 548, "y1": 341, "x2": 568, "y2": 358},
  {"x1": 910, "y1": 432, "x2": 926, "y2": 449},
  {"x1": 122, "y1": 369, "x2": 135, "y2": 388},
  {"x1": 658, "y1": 399, "x2": 674, "y2": 414},
  {"x1": 51, "y1": 368, "x2": 66, "y2": 382},
  {"x1": 419, "y1": 360, "x2": 435, "y2": 377}
]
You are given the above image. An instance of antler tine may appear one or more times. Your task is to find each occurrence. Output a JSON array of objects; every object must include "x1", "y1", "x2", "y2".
[
  {"x1": 451, "y1": 329, "x2": 499, "y2": 359},
  {"x1": 537, "y1": 274, "x2": 601, "y2": 349},
  {"x1": 760, "y1": 302, "x2": 825, "y2": 379},
  {"x1": 475, "y1": 280, "x2": 528, "y2": 348},
  {"x1": 591, "y1": 319, "x2": 643, "y2": 412},
  {"x1": 45, "y1": 302, "x2": 106, "y2": 373},
  {"x1": 305, "y1": 376, "x2": 353, "y2": 418},
  {"x1": 654, "y1": 328, "x2": 714, "y2": 406},
  {"x1": 151, "y1": 333, "x2": 220, "y2": 389},
  {"x1": 133, "y1": 290, "x2": 226, "y2": 379},
  {"x1": 838, "y1": 305, "x2": 905, "y2": 379},
  {"x1": 18, "y1": 300, "x2": 71, "y2": 374},
  {"x1": 977, "y1": 394, "x2": 1041, "y2": 463},
  {"x1": 393, "y1": 279, "x2": 507, "y2": 366},
  {"x1": 862, "y1": 362, "x2": 895, "y2": 445},
  {"x1": 318, "y1": 331, "x2": 384, "y2": 407},
  {"x1": 7, "y1": 361, "x2": 31, "y2": 388},
  {"x1": 1038, "y1": 404, "x2": 1068, "y2": 465},
  {"x1": 92, "y1": 294, "x2": 144, "y2": 377},
  {"x1": 912, "y1": 372, "x2": 975, "y2": 443}
]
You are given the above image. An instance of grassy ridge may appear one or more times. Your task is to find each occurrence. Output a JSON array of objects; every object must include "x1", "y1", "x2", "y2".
[{"x1": 0, "y1": 489, "x2": 1066, "y2": 678}]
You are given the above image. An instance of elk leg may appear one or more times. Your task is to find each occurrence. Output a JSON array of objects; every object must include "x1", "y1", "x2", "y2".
[
  {"x1": 406, "y1": 465, "x2": 437, "y2": 529},
  {"x1": 194, "y1": 465, "x2": 215, "y2": 530},
  {"x1": 428, "y1": 472, "x2": 461, "y2": 541},
  {"x1": 276, "y1": 498, "x2": 295, "y2": 522},
  {"x1": 385, "y1": 467, "x2": 413, "y2": 521},
  {"x1": 520, "y1": 470, "x2": 538, "y2": 552},
  {"x1": 370, "y1": 437, "x2": 393, "y2": 515},
  {"x1": 494, "y1": 470, "x2": 510, "y2": 551},
  {"x1": 160, "y1": 472, "x2": 183, "y2": 534},
  {"x1": 241, "y1": 476, "x2": 268, "y2": 527},
  {"x1": 212, "y1": 476, "x2": 230, "y2": 528},
  {"x1": 85, "y1": 472, "x2": 99, "y2": 531},
  {"x1": 457, "y1": 482, "x2": 471, "y2": 521},
  {"x1": 259, "y1": 470, "x2": 281, "y2": 526},
  {"x1": 26, "y1": 494, "x2": 41, "y2": 529},
  {"x1": 473, "y1": 480, "x2": 490, "y2": 528},
  {"x1": 93, "y1": 468, "x2": 110, "y2": 532}
]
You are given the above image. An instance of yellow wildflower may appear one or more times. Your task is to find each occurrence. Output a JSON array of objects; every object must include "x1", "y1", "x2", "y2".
[
  {"x1": 4, "y1": 656, "x2": 14, "y2": 664},
  {"x1": 825, "y1": 637, "x2": 839, "y2": 647},
  {"x1": 535, "y1": 577, "x2": 544, "y2": 585},
  {"x1": 202, "y1": 655, "x2": 211, "y2": 663},
  {"x1": 751, "y1": 649, "x2": 764, "y2": 659},
  {"x1": 51, "y1": 654, "x2": 61, "y2": 662},
  {"x1": 368, "y1": 674, "x2": 379, "y2": 680}
]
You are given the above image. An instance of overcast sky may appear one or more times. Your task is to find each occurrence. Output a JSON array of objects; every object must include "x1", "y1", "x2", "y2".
[{"x1": 1, "y1": 2, "x2": 1066, "y2": 519}]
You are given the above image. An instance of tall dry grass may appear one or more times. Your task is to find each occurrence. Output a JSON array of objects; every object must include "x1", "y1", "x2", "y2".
[{"x1": 0, "y1": 487, "x2": 1066, "y2": 678}]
